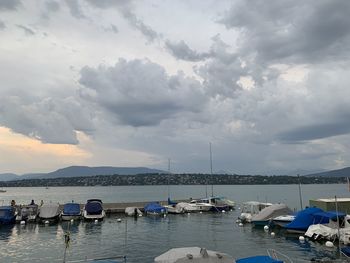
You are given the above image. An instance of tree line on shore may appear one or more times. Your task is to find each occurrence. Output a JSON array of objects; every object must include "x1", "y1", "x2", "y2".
[{"x1": 0, "y1": 173, "x2": 346, "y2": 187}]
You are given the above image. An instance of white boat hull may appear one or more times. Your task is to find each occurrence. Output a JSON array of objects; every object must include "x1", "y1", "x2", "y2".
[{"x1": 83, "y1": 210, "x2": 105, "y2": 221}]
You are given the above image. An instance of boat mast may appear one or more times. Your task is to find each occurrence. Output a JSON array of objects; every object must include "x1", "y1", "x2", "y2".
[
  {"x1": 297, "y1": 174, "x2": 303, "y2": 210},
  {"x1": 210, "y1": 142, "x2": 214, "y2": 197},
  {"x1": 167, "y1": 158, "x2": 171, "y2": 199},
  {"x1": 335, "y1": 195, "x2": 342, "y2": 258}
]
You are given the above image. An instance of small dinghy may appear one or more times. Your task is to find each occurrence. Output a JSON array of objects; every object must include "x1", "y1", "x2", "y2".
[
  {"x1": 0, "y1": 206, "x2": 17, "y2": 225},
  {"x1": 154, "y1": 247, "x2": 234, "y2": 263},
  {"x1": 83, "y1": 199, "x2": 105, "y2": 221},
  {"x1": 61, "y1": 202, "x2": 82, "y2": 221},
  {"x1": 125, "y1": 207, "x2": 142, "y2": 217},
  {"x1": 38, "y1": 203, "x2": 60, "y2": 224}
]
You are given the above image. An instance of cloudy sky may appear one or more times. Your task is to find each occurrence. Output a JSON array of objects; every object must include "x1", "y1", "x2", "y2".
[{"x1": 1, "y1": 0, "x2": 350, "y2": 175}]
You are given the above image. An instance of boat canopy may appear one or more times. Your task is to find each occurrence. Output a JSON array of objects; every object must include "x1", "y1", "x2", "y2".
[
  {"x1": 39, "y1": 204, "x2": 60, "y2": 218},
  {"x1": 63, "y1": 203, "x2": 81, "y2": 215},
  {"x1": 284, "y1": 207, "x2": 328, "y2": 231},
  {"x1": 236, "y1": 256, "x2": 283, "y2": 263},
  {"x1": 252, "y1": 204, "x2": 293, "y2": 222},
  {"x1": 85, "y1": 200, "x2": 103, "y2": 215},
  {"x1": 144, "y1": 202, "x2": 166, "y2": 213}
]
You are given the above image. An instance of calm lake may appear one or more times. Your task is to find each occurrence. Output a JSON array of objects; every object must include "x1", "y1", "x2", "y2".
[{"x1": 0, "y1": 184, "x2": 348, "y2": 262}]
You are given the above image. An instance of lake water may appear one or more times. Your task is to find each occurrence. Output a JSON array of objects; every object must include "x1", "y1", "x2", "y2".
[{"x1": 0, "y1": 184, "x2": 349, "y2": 262}]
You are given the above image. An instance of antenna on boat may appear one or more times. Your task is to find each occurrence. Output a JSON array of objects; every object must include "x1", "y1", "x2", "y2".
[
  {"x1": 297, "y1": 174, "x2": 303, "y2": 210},
  {"x1": 210, "y1": 142, "x2": 214, "y2": 197}
]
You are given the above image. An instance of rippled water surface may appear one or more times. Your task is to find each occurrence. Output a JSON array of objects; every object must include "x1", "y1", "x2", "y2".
[{"x1": 0, "y1": 184, "x2": 348, "y2": 262}]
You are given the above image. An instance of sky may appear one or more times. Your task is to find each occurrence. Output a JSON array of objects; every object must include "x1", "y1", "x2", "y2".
[{"x1": 1, "y1": 0, "x2": 350, "y2": 175}]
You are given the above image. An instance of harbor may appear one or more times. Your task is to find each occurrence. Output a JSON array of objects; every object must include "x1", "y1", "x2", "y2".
[{"x1": 0, "y1": 184, "x2": 350, "y2": 262}]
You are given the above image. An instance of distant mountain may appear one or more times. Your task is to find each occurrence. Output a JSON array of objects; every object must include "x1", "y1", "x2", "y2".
[
  {"x1": 287, "y1": 169, "x2": 326, "y2": 176},
  {"x1": 305, "y1": 167, "x2": 350, "y2": 177},
  {"x1": 0, "y1": 166, "x2": 166, "y2": 181},
  {"x1": 0, "y1": 173, "x2": 20, "y2": 181}
]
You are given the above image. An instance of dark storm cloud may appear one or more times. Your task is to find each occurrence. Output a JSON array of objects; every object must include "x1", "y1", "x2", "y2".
[
  {"x1": 65, "y1": 0, "x2": 85, "y2": 19},
  {"x1": 0, "y1": 96, "x2": 94, "y2": 145},
  {"x1": 219, "y1": 0, "x2": 350, "y2": 64},
  {"x1": 0, "y1": 0, "x2": 21, "y2": 11},
  {"x1": 16, "y1": 24, "x2": 35, "y2": 35},
  {"x1": 278, "y1": 120, "x2": 350, "y2": 143},
  {"x1": 79, "y1": 58, "x2": 208, "y2": 127},
  {"x1": 165, "y1": 40, "x2": 211, "y2": 62}
]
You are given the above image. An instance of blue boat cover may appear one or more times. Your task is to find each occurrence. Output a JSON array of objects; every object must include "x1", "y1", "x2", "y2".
[
  {"x1": 341, "y1": 246, "x2": 350, "y2": 256},
  {"x1": 313, "y1": 211, "x2": 346, "y2": 220},
  {"x1": 0, "y1": 206, "x2": 16, "y2": 223},
  {"x1": 284, "y1": 207, "x2": 329, "y2": 231},
  {"x1": 144, "y1": 202, "x2": 165, "y2": 213},
  {"x1": 63, "y1": 203, "x2": 81, "y2": 215},
  {"x1": 85, "y1": 201, "x2": 103, "y2": 215},
  {"x1": 236, "y1": 256, "x2": 283, "y2": 263}
]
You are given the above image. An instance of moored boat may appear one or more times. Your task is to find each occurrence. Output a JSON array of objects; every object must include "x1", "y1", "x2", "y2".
[
  {"x1": 0, "y1": 206, "x2": 17, "y2": 224},
  {"x1": 61, "y1": 202, "x2": 82, "y2": 221},
  {"x1": 188, "y1": 199, "x2": 213, "y2": 212},
  {"x1": 251, "y1": 203, "x2": 293, "y2": 227},
  {"x1": 272, "y1": 215, "x2": 295, "y2": 228},
  {"x1": 154, "y1": 247, "x2": 234, "y2": 263},
  {"x1": 16, "y1": 204, "x2": 39, "y2": 223},
  {"x1": 83, "y1": 199, "x2": 105, "y2": 221},
  {"x1": 38, "y1": 203, "x2": 60, "y2": 224},
  {"x1": 144, "y1": 202, "x2": 167, "y2": 216},
  {"x1": 125, "y1": 207, "x2": 142, "y2": 217},
  {"x1": 239, "y1": 201, "x2": 272, "y2": 223},
  {"x1": 284, "y1": 207, "x2": 329, "y2": 234}
]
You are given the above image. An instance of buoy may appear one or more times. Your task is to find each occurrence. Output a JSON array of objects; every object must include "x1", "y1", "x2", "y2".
[
  {"x1": 230, "y1": 209, "x2": 233, "y2": 212},
  {"x1": 299, "y1": 236, "x2": 305, "y2": 242},
  {"x1": 264, "y1": 225, "x2": 269, "y2": 231},
  {"x1": 94, "y1": 219, "x2": 98, "y2": 223},
  {"x1": 222, "y1": 210, "x2": 225, "y2": 213},
  {"x1": 239, "y1": 223, "x2": 243, "y2": 227},
  {"x1": 70, "y1": 219, "x2": 74, "y2": 223},
  {"x1": 20, "y1": 220, "x2": 26, "y2": 225},
  {"x1": 117, "y1": 218, "x2": 122, "y2": 222},
  {"x1": 139, "y1": 214, "x2": 142, "y2": 217},
  {"x1": 187, "y1": 213, "x2": 190, "y2": 215},
  {"x1": 199, "y1": 211, "x2": 202, "y2": 214},
  {"x1": 271, "y1": 232, "x2": 275, "y2": 237},
  {"x1": 163, "y1": 214, "x2": 166, "y2": 218},
  {"x1": 236, "y1": 219, "x2": 240, "y2": 223},
  {"x1": 44, "y1": 220, "x2": 49, "y2": 224},
  {"x1": 325, "y1": 241, "x2": 334, "y2": 248}
]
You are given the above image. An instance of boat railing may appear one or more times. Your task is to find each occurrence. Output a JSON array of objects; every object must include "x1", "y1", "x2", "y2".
[{"x1": 267, "y1": 249, "x2": 294, "y2": 263}]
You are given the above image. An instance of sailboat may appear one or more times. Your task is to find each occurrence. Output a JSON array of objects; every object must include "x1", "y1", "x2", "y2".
[
  {"x1": 164, "y1": 159, "x2": 186, "y2": 214},
  {"x1": 0, "y1": 187, "x2": 6, "y2": 193}
]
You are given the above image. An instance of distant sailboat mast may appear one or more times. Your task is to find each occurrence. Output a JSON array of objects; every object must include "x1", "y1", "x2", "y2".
[
  {"x1": 210, "y1": 142, "x2": 214, "y2": 197},
  {"x1": 167, "y1": 158, "x2": 171, "y2": 199}
]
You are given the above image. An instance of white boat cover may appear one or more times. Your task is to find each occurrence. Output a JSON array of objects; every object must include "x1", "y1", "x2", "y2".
[
  {"x1": 39, "y1": 203, "x2": 60, "y2": 218},
  {"x1": 176, "y1": 202, "x2": 201, "y2": 212},
  {"x1": 125, "y1": 207, "x2": 142, "y2": 216},
  {"x1": 251, "y1": 204, "x2": 292, "y2": 222},
  {"x1": 154, "y1": 247, "x2": 234, "y2": 263},
  {"x1": 305, "y1": 224, "x2": 338, "y2": 239}
]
